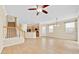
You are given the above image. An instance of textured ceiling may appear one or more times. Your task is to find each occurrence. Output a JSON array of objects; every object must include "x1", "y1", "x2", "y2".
[{"x1": 5, "y1": 5, "x2": 79, "y2": 24}]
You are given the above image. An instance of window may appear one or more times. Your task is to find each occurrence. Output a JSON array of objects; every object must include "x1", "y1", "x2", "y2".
[
  {"x1": 65, "y1": 22, "x2": 75, "y2": 32},
  {"x1": 49, "y1": 25, "x2": 54, "y2": 32}
]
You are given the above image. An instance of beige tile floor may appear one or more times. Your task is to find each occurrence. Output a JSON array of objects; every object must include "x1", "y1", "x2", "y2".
[{"x1": 1, "y1": 37, "x2": 79, "y2": 54}]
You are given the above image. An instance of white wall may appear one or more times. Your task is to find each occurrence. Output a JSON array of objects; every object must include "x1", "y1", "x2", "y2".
[
  {"x1": 40, "y1": 18, "x2": 77, "y2": 41},
  {"x1": 40, "y1": 24, "x2": 51, "y2": 37},
  {"x1": 39, "y1": 24, "x2": 47, "y2": 36},
  {"x1": 77, "y1": 17, "x2": 79, "y2": 42},
  {"x1": 21, "y1": 24, "x2": 27, "y2": 32},
  {"x1": 0, "y1": 5, "x2": 6, "y2": 53},
  {"x1": 47, "y1": 20, "x2": 77, "y2": 40}
]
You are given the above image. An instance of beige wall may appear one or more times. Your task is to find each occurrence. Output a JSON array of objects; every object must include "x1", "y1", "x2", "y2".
[{"x1": 47, "y1": 20, "x2": 77, "y2": 40}]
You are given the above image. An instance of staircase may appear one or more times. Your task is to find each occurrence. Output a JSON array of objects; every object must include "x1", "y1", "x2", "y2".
[
  {"x1": 7, "y1": 27, "x2": 17, "y2": 38},
  {"x1": 0, "y1": 15, "x2": 24, "y2": 53},
  {"x1": 5, "y1": 15, "x2": 17, "y2": 38}
]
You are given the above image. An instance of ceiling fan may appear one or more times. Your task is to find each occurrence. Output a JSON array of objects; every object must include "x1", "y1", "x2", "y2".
[{"x1": 28, "y1": 5, "x2": 49, "y2": 15}]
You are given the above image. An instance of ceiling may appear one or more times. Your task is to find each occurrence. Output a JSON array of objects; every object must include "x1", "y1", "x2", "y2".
[{"x1": 5, "y1": 5, "x2": 79, "y2": 24}]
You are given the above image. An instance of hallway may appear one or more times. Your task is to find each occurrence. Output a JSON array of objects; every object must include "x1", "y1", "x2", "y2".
[{"x1": 2, "y1": 37, "x2": 79, "y2": 54}]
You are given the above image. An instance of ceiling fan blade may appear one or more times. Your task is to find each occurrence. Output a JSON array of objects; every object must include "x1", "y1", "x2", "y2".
[
  {"x1": 42, "y1": 10, "x2": 48, "y2": 14},
  {"x1": 42, "y1": 5, "x2": 49, "y2": 8},
  {"x1": 28, "y1": 8, "x2": 36, "y2": 10}
]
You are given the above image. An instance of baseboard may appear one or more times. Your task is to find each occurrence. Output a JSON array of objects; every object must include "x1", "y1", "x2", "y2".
[{"x1": 46, "y1": 36, "x2": 76, "y2": 41}]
